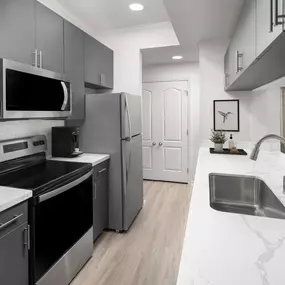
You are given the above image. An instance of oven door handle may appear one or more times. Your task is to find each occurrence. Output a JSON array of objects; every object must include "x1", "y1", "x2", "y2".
[{"x1": 38, "y1": 170, "x2": 93, "y2": 203}]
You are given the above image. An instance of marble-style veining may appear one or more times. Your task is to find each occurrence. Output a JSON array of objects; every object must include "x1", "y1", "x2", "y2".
[
  {"x1": 50, "y1": 153, "x2": 110, "y2": 167},
  {"x1": 177, "y1": 148, "x2": 285, "y2": 285},
  {"x1": 0, "y1": 187, "x2": 32, "y2": 213}
]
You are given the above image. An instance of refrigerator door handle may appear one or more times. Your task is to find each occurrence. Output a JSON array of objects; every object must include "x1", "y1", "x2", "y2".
[{"x1": 125, "y1": 95, "x2": 132, "y2": 139}]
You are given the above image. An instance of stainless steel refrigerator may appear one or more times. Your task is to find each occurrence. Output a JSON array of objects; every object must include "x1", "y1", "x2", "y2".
[{"x1": 80, "y1": 92, "x2": 143, "y2": 231}]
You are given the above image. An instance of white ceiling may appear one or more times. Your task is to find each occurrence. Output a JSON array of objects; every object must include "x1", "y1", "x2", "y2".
[
  {"x1": 163, "y1": 0, "x2": 245, "y2": 50},
  {"x1": 57, "y1": 0, "x2": 170, "y2": 31},
  {"x1": 142, "y1": 45, "x2": 198, "y2": 66},
  {"x1": 57, "y1": 0, "x2": 245, "y2": 65}
]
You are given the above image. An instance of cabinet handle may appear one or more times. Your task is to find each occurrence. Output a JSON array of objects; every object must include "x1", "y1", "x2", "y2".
[
  {"x1": 159, "y1": 142, "x2": 163, "y2": 146},
  {"x1": 94, "y1": 183, "x2": 97, "y2": 199},
  {"x1": 0, "y1": 213, "x2": 23, "y2": 231},
  {"x1": 39, "y1": 50, "x2": 43, "y2": 69},
  {"x1": 236, "y1": 51, "x2": 243, "y2": 73},
  {"x1": 270, "y1": 0, "x2": 274, "y2": 32},
  {"x1": 225, "y1": 74, "x2": 229, "y2": 87},
  {"x1": 24, "y1": 225, "x2": 30, "y2": 250},
  {"x1": 100, "y1": 73, "x2": 105, "y2": 86},
  {"x1": 275, "y1": 0, "x2": 285, "y2": 26},
  {"x1": 33, "y1": 49, "x2": 38, "y2": 67},
  {"x1": 98, "y1": 168, "x2": 107, "y2": 174},
  {"x1": 152, "y1": 142, "x2": 156, "y2": 146}
]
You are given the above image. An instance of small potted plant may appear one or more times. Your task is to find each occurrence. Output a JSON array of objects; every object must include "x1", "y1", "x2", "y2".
[{"x1": 210, "y1": 130, "x2": 227, "y2": 152}]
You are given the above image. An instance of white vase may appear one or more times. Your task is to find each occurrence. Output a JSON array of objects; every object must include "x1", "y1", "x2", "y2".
[{"x1": 214, "y1": 143, "x2": 223, "y2": 152}]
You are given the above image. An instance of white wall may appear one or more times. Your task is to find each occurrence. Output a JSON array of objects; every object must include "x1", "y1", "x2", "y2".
[
  {"x1": 199, "y1": 39, "x2": 283, "y2": 151},
  {"x1": 101, "y1": 22, "x2": 179, "y2": 95},
  {"x1": 143, "y1": 62, "x2": 200, "y2": 181},
  {"x1": 199, "y1": 39, "x2": 253, "y2": 145}
]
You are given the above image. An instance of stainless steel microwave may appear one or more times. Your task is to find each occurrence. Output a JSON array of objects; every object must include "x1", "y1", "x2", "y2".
[{"x1": 0, "y1": 59, "x2": 71, "y2": 119}]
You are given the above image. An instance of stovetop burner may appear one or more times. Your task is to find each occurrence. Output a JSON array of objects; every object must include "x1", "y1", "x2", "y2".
[{"x1": 0, "y1": 136, "x2": 92, "y2": 197}]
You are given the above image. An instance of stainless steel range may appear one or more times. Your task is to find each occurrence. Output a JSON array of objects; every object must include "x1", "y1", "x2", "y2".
[{"x1": 0, "y1": 135, "x2": 93, "y2": 285}]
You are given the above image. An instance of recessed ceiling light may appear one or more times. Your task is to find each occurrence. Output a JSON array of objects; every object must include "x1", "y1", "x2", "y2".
[
  {"x1": 129, "y1": 3, "x2": 144, "y2": 11},
  {"x1": 172, "y1": 55, "x2": 183, "y2": 60}
]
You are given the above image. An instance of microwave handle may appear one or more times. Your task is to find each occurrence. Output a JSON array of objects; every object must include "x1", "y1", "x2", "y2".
[{"x1": 61, "y1": 82, "x2": 68, "y2": 111}]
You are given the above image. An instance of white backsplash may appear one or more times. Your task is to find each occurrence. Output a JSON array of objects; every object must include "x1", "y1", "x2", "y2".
[{"x1": 0, "y1": 120, "x2": 64, "y2": 155}]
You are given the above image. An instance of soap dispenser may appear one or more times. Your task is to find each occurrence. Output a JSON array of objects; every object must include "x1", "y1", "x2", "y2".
[{"x1": 228, "y1": 134, "x2": 235, "y2": 149}]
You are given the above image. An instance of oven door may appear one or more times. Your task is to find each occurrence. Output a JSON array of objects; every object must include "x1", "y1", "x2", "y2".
[
  {"x1": 1, "y1": 59, "x2": 71, "y2": 119},
  {"x1": 30, "y1": 170, "x2": 93, "y2": 285}
]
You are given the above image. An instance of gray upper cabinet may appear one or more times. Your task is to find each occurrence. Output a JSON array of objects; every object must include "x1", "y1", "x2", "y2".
[
  {"x1": 64, "y1": 21, "x2": 85, "y2": 120},
  {"x1": 0, "y1": 0, "x2": 36, "y2": 65},
  {"x1": 85, "y1": 34, "x2": 114, "y2": 89},
  {"x1": 224, "y1": 0, "x2": 256, "y2": 88},
  {"x1": 256, "y1": 0, "x2": 284, "y2": 57},
  {"x1": 36, "y1": 2, "x2": 64, "y2": 74},
  {"x1": 225, "y1": 0, "x2": 285, "y2": 91}
]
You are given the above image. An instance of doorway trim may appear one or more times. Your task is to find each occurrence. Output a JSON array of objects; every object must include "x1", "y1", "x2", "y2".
[{"x1": 142, "y1": 79, "x2": 191, "y2": 183}]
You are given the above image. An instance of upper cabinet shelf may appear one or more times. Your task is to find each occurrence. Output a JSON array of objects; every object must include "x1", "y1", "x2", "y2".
[{"x1": 225, "y1": 0, "x2": 285, "y2": 91}]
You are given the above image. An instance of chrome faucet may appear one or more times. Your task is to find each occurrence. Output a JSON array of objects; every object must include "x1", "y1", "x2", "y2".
[{"x1": 250, "y1": 134, "x2": 285, "y2": 194}]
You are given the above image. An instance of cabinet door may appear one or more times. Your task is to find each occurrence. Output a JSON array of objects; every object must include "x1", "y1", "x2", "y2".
[
  {"x1": 36, "y1": 2, "x2": 64, "y2": 73},
  {"x1": 0, "y1": 223, "x2": 29, "y2": 285},
  {"x1": 256, "y1": 0, "x2": 284, "y2": 57},
  {"x1": 93, "y1": 170, "x2": 109, "y2": 241},
  {"x1": 0, "y1": 0, "x2": 36, "y2": 65},
  {"x1": 85, "y1": 34, "x2": 114, "y2": 89},
  {"x1": 236, "y1": 0, "x2": 256, "y2": 72},
  {"x1": 64, "y1": 21, "x2": 85, "y2": 120}
]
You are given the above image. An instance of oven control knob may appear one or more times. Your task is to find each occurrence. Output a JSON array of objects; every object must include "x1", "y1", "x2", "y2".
[{"x1": 33, "y1": 141, "x2": 37, "y2": 146}]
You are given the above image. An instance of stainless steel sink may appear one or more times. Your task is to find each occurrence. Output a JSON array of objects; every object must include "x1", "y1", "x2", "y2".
[{"x1": 209, "y1": 173, "x2": 285, "y2": 220}]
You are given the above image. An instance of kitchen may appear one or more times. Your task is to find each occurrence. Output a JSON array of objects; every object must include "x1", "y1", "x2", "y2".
[{"x1": 1, "y1": 0, "x2": 285, "y2": 285}]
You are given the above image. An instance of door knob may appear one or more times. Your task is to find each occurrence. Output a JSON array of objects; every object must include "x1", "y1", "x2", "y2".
[
  {"x1": 152, "y1": 142, "x2": 156, "y2": 146},
  {"x1": 159, "y1": 142, "x2": 163, "y2": 146}
]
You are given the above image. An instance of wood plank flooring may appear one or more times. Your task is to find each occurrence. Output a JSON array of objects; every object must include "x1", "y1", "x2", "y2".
[{"x1": 71, "y1": 181, "x2": 192, "y2": 285}]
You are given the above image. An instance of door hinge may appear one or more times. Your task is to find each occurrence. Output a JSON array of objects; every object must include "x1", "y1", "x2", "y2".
[
  {"x1": 187, "y1": 130, "x2": 189, "y2": 135},
  {"x1": 185, "y1": 90, "x2": 189, "y2": 96},
  {"x1": 187, "y1": 168, "x2": 189, "y2": 174}
]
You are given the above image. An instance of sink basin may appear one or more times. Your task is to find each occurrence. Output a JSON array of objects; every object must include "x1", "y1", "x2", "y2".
[{"x1": 209, "y1": 173, "x2": 285, "y2": 220}]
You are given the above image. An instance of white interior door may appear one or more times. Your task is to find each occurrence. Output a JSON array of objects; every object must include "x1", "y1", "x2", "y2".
[{"x1": 142, "y1": 81, "x2": 188, "y2": 183}]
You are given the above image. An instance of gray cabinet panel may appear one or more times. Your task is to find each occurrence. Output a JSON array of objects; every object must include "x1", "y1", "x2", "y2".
[
  {"x1": 64, "y1": 21, "x2": 85, "y2": 120},
  {"x1": 256, "y1": 0, "x2": 284, "y2": 57},
  {"x1": 85, "y1": 34, "x2": 114, "y2": 89},
  {"x1": 36, "y1": 2, "x2": 64, "y2": 73},
  {"x1": 0, "y1": 0, "x2": 36, "y2": 65},
  {"x1": 93, "y1": 162, "x2": 109, "y2": 241},
  {"x1": 0, "y1": 222, "x2": 29, "y2": 285}
]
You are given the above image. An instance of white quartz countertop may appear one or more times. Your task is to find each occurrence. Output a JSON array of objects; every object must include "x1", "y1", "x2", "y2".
[
  {"x1": 0, "y1": 187, "x2": 32, "y2": 213},
  {"x1": 177, "y1": 147, "x2": 285, "y2": 285},
  {"x1": 50, "y1": 153, "x2": 110, "y2": 167}
]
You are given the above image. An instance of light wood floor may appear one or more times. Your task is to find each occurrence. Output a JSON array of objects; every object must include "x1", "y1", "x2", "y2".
[{"x1": 71, "y1": 181, "x2": 192, "y2": 285}]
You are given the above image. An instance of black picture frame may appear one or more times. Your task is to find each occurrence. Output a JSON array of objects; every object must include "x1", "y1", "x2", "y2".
[{"x1": 213, "y1": 99, "x2": 240, "y2": 132}]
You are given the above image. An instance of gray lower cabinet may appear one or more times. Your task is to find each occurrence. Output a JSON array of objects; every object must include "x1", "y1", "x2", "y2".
[
  {"x1": 85, "y1": 34, "x2": 114, "y2": 89},
  {"x1": 93, "y1": 161, "x2": 109, "y2": 241},
  {"x1": 0, "y1": 202, "x2": 29, "y2": 285},
  {"x1": 0, "y1": 0, "x2": 36, "y2": 65},
  {"x1": 64, "y1": 21, "x2": 85, "y2": 121},
  {"x1": 36, "y1": 2, "x2": 64, "y2": 74}
]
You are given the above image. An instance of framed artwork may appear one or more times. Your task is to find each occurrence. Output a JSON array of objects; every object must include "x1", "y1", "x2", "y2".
[{"x1": 213, "y1": 99, "x2": 240, "y2": 132}]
